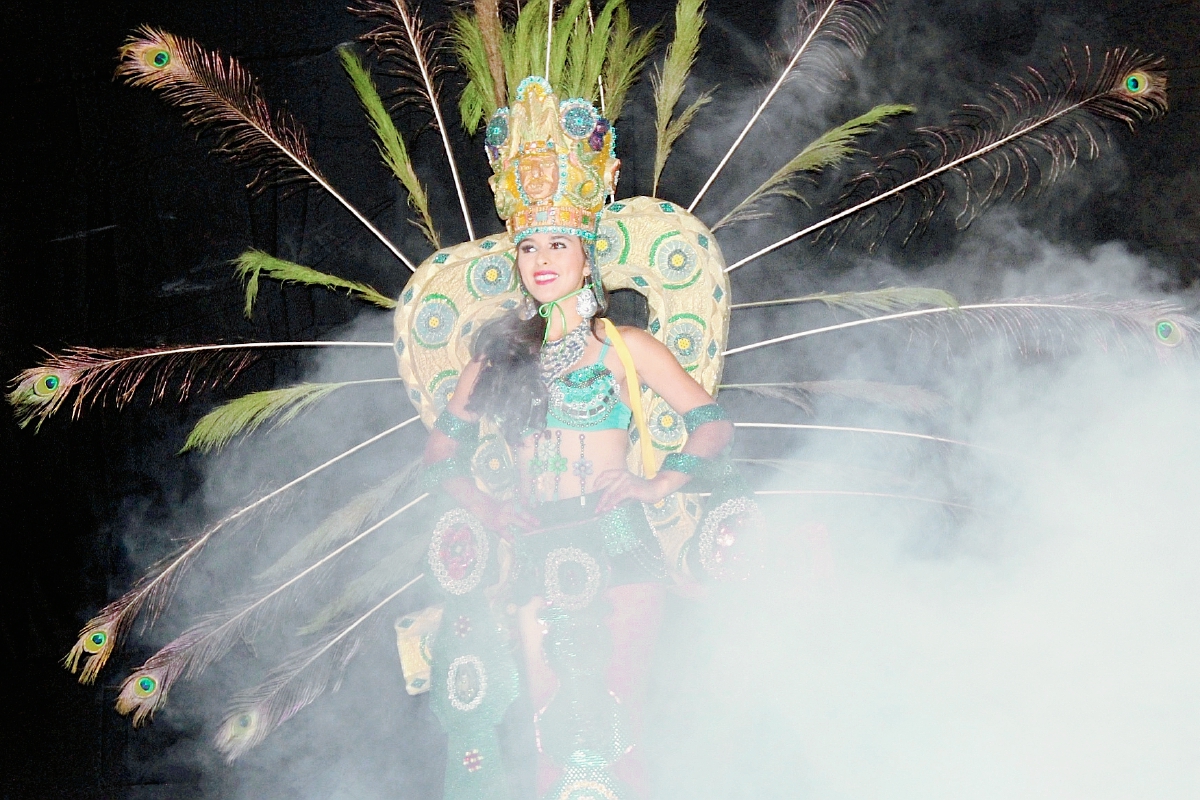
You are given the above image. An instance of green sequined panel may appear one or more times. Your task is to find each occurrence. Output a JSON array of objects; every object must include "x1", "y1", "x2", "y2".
[{"x1": 682, "y1": 402, "x2": 727, "y2": 432}]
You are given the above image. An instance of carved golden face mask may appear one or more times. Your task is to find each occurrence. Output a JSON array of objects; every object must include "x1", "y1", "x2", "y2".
[{"x1": 518, "y1": 152, "x2": 559, "y2": 201}]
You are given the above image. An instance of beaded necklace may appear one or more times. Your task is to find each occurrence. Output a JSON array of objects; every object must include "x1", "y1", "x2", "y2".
[{"x1": 538, "y1": 318, "x2": 591, "y2": 386}]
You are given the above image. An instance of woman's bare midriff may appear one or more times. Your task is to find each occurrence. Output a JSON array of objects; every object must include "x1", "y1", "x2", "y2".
[{"x1": 514, "y1": 426, "x2": 630, "y2": 503}]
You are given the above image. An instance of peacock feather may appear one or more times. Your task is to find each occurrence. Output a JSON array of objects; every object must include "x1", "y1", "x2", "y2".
[{"x1": 11, "y1": 0, "x2": 1190, "y2": 769}]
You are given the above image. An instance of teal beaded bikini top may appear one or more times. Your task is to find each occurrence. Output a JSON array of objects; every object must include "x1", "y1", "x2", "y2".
[{"x1": 545, "y1": 341, "x2": 633, "y2": 432}]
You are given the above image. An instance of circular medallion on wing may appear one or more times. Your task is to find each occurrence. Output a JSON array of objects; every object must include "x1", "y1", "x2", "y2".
[
  {"x1": 466, "y1": 254, "x2": 516, "y2": 299},
  {"x1": 413, "y1": 294, "x2": 458, "y2": 349}
]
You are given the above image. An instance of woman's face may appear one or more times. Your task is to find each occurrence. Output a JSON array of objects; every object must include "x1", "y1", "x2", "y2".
[{"x1": 515, "y1": 233, "x2": 589, "y2": 304}]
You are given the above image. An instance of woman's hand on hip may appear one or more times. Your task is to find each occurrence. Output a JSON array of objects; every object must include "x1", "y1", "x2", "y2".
[{"x1": 592, "y1": 468, "x2": 685, "y2": 514}]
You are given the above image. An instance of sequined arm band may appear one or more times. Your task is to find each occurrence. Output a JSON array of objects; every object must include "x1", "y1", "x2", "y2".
[
  {"x1": 435, "y1": 409, "x2": 479, "y2": 443},
  {"x1": 683, "y1": 403, "x2": 727, "y2": 433},
  {"x1": 422, "y1": 456, "x2": 468, "y2": 491},
  {"x1": 660, "y1": 451, "x2": 705, "y2": 475}
]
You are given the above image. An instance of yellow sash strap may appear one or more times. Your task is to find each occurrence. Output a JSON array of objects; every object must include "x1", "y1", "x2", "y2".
[{"x1": 601, "y1": 318, "x2": 657, "y2": 479}]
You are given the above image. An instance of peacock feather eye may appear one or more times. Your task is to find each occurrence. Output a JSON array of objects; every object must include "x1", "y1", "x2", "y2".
[
  {"x1": 83, "y1": 630, "x2": 109, "y2": 653},
  {"x1": 1154, "y1": 318, "x2": 1183, "y2": 347},
  {"x1": 134, "y1": 675, "x2": 158, "y2": 697},
  {"x1": 1124, "y1": 72, "x2": 1148, "y2": 94},
  {"x1": 33, "y1": 374, "x2": 61, "y2": 397},
  {"x1": 151, "y1": 49, "x2": 171, "y2": 69}
]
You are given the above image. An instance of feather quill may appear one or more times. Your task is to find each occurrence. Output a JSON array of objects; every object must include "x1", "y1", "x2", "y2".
[
  {"x1": 735, "y1": 422, "x2": 978, "y2": 450},
  {"x1": 214, "y1": 574, "x2": 423, "y2": 760},
  {"x1": 298, "y1": 528, "x2": 429, "y2": 634},
  {"x1": 689, "y1": 0, "x2": 886, "y2": 211},
  {"x1": 731, "y1": 286, "x2": 957, "y2": 314},
  {"x1": 7, "y1": 340, "x2": 391, "y2": 430},
  {"x1": 236, "y1": 250, "x2": 397, "y2": 317},
  {"x1": 116, "y1": 27, "x2": 414, "y2": 268},
  {"x1": 725, "y1": 297, "x2": 1197, "y2": 356},
  {"x1": 754, "y1": 488, "x2": 977, "y2": 512},
  {"x1": 651, "y1": 0, "x2": 711, "y2": 196},
  {"x1": 720, "y1": 380, "x2": 946, "y2": 416},
  {"x1": 726, "y1": 48, "x2": 1168, "y2": 271},
  {"x1": 339, "y1": 49, "x2": 441, "y2": 250},
  {"x1": 356, "y1": 0, "x2": 477, "y2": 240},
  {"x1": 62, "y1": 417, "x2": 420, "y2": 684},
  {"x1": 255, "y1": 466, "x2": 418, "y2": 583},
  {"x1": 115, "y1": 495, "x2": 428, "y2": 724},
  {"x1": 712, "y1": 104, "x2": 912, "y2": 230}
]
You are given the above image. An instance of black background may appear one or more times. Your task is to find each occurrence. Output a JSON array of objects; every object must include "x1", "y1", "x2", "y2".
[{"x1": 3, "y1": 0, "x2": 1198, "y2": 796}]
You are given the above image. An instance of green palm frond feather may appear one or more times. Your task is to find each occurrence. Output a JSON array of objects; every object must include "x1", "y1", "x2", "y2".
[
  {"x1": 561, "y1": 12, "x2": 591, "y2": 99},
  {"x1": 576, "y1": 0, "x2": 622, "y2": 106},
  {"x1": 235, "y1": 250, "x2": 396, "y2": 318},
  {"x1": 651, "y1": 0, "x2": 712, "y2": 196},
  {"x1": 181, "y1": 380, "x2": 399, "y2": 454},
  {"x1": 548, "y1": 0, "x2": 590, "y2": 90},
  {"x1": 456, "y1": 0, "x2": 649, "y2": 127},
  {"x1": 339, "y1": 48, "x2": 440, "y2": 248},
  {"x1": 602, "y1": 5, "x2": 657, "y2": 121},
  {"x1": 452, "y1": 12, "x2": 501, "y2": 134},
  {"x1": 713, "y1": 103, "x2": 914, "y2": 230},
  {"x1": 733, "y1": 287, "x2": 958, "y2": 316},
  {"x1": 505, "y1": 0, "x2": 549, "y2": 99}
]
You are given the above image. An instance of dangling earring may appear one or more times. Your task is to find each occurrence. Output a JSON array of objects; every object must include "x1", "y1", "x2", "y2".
[
  {"x1": 518, "y1": 287, "x2": 538, "y2": 321},
  {"x1": 576, "y1": 277, "x2": 598, "y2": 319}
]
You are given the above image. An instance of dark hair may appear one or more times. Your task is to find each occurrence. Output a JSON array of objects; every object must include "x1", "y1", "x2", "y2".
[
  {"x1": 467, "y1": 238, "x2": 607, "y2": 442},
  {"x1": 467, "y1": 300, "x2": 607, "y2": 444}
]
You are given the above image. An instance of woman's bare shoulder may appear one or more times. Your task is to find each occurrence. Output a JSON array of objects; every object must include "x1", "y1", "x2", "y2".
[{"x1": 613, "y1": 326, "x2": 671, "y2": 358}]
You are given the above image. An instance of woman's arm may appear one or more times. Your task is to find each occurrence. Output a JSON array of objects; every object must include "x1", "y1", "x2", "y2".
[
  {"x1": 422, "y1": 357, "x2": 537, "y2": 533},
  {"x1": 593, "y1": 326, "x2": 734, "y2": 512}
]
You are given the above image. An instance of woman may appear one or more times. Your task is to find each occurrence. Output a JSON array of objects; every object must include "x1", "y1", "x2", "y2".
[{"x1": 423, "y1": 229, "x2": 733, "y2": 797}]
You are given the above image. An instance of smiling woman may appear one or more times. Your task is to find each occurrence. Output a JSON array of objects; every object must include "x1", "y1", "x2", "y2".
[{"x1": 419, "y1": 79, "x2": 738, "y2": 797}]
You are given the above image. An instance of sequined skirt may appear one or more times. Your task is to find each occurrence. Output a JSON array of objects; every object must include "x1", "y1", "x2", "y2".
[{"x1": 511, "y1": 494, "x2": 666, "y2": 607}]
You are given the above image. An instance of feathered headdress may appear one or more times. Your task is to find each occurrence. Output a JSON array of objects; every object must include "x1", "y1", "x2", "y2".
[{"x1": 484, "y1": 75, "x2": 619, "y2": 242}]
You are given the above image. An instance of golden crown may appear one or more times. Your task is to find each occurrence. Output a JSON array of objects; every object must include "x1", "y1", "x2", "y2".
[{"x1": 484, "y1": 76, "x2": 619, "y2": 242}]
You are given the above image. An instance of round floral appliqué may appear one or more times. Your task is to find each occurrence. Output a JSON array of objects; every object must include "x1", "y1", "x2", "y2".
[
  {"x1": 649, "y1": 399, "x2": 686, "y2": 448},
  {"x1": 413, "y1": 294, "x2": 458, "y2": 349},
  {"x1": 654, "y1": 237, "x2": 699, "y2": 286},
  {"x1": 447, "y1": 654, "x2": 487, "y2": 712},
  {"x1": 467, "y1": 254, "x2": 515, "y2": 298},
  {"x1": 471, "y1": 434, "x2": 516, "y2": 494},
  {"x1": 544, "y1": 547, "x2": 602, "y2": 611},
  {"x1": 428, "y1": 510, "x2": 489, "y2": 595},
  {"x1": 592, "y1": 222, "x2": 625, "y2": 269},
  {"x1": 665, "y1": 318, "x2": 705, "y2": 368},
  {"x1": 430, "y1": 371, "x2": 459, "y2": 412}
]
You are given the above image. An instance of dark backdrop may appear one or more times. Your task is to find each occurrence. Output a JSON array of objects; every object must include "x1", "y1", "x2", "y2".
[{"x1": 3, "y1": 1, "x2": 1198, "y2": 797}]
